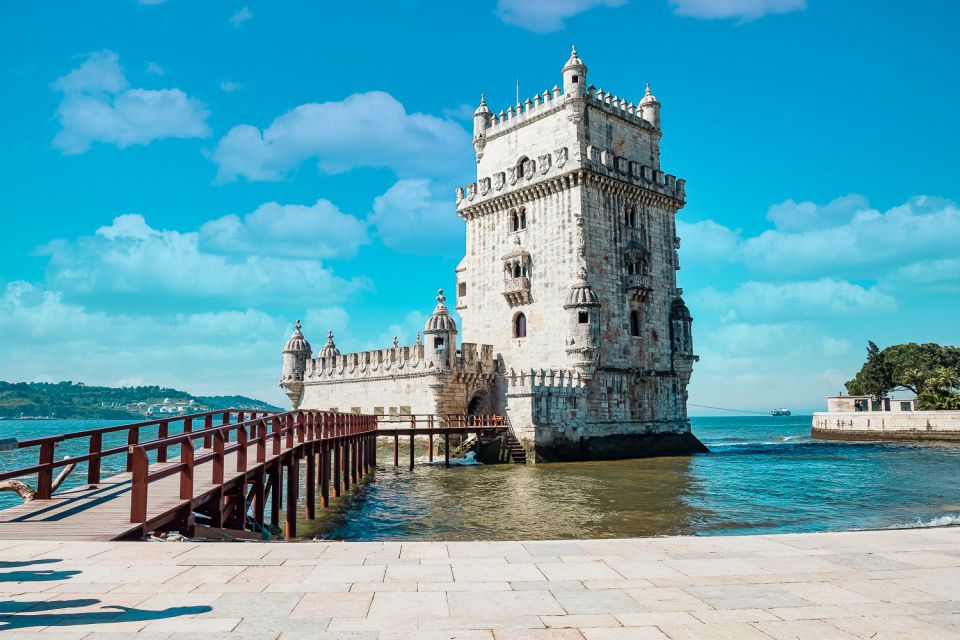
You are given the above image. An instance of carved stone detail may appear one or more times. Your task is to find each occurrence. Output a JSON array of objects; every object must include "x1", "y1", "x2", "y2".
[{"x1": 538, "y1": 154, "x2": 551, "y2": 174}]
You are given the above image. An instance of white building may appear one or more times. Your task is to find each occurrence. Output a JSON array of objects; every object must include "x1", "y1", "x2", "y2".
[{"x1": 280, "y1": 48, "x2": 704, "y2": 461}]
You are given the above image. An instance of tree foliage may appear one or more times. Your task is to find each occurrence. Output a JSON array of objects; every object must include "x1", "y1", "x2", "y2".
[
  {"x1": 0, "y1": 381, "x2": 279, "y2": 419},
  {"x1": 845, "y1": 342, "x2": 960, "y2": 409}
]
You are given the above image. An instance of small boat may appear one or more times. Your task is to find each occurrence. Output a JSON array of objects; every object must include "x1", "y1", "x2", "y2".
[{"x1": 771, "y1": 408, "x2": 791, "y2": 417}]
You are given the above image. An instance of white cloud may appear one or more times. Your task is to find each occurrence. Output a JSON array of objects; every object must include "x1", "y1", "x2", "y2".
[
  {"x1": 219, "y1": 79, "x2": 243, "y2": 93},
  {"x1": 821, "y1": 337, "x2": 851, "y2": 357},
  {"x1": 496, "y1": 0, "x2": 626, "y2": 32},
  {"x1": 37, "y1": 213, "x2": 368, "y2": 305},
  {"x1": 211, "y1": 91, "x2": 471, "y2": 182},
  {"x1": 0, "y1": 280, "x2": 296, "y2": 404},
  {"x1": 52, "y1": 50, "x2": 209, "y2": 154},
  {"x1": 368, "y1": 180, "x2": 462, "y2": 256},
  {"x1": 670, "y1": 0, "x2": 805, "y2": 21},
  {"x1": 229, "y1": 6, "x2": 253, "y2": 28},
  {"x1": 883, "y1": 258, "x2": 960, "y2": 293},
  {"x1": 676, "y1": 218, "x2": 742, "y2": 266},
  {"x1": 200, "y1": 199, "x2": 369, "y2": 260},
  {"x1": 682, "y1": 195, "x2": 960, "y2": 280},
  {"x1": 691, "y1": 278, "x2": 896, "y2": 320},
  {"x1": 145, "y1": 61, "x2": 165, "y2": 76},
  {"x1": 136, "y1": 0, "x2": 166, "y2": 5},
  {"x1": 765, "y1": 193, "x2": 869, "y2": 233}
]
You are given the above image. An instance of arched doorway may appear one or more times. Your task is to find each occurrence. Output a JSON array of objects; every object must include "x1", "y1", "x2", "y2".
[{"x1": 467, "y1": 392, "x2": 491, "y2": 416}]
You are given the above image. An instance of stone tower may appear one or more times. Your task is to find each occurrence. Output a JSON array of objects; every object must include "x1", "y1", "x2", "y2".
[{"x1": 454, "y1": 47, "x2": 703, "y2": 460}]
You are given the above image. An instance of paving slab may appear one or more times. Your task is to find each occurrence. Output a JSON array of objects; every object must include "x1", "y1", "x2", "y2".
[{"x1": 0, "y1": 528, "x2": 958, "y2": 638}]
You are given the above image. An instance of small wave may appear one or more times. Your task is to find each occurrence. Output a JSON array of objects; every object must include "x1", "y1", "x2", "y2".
[
  {"x1": 889, "y1": 513, "x2": 960, "y2": 529},
  {"x1": 429, "y1": 451, "x2": 484, "y2": 466},
  {"x1": 708, "y1": 440, "x2": 806, "y2": 448}
]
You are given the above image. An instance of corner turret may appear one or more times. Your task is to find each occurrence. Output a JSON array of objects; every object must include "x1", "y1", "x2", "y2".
[
  {"x1": 562, "y1": 45, "x2": 587, "y2": 97},
  {"x1": 563, "y1": 269, "x2": 601, "y2": 378},
  {"x1": 280, "y1": 320, "x2": 312, "y2": 408},
  {"x1": 639, "y1": 83, "x2": 661, "y2": 129},
  {"x1": 472, "y1": 94, "x2": 492, "y2": 162},
  {"x1": 423, "y1": 289, "x2": 458, "y2": 369}
]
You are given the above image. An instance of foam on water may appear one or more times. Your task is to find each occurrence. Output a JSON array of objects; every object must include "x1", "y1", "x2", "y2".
[{"x1": 890, "y1": 513, "x2": 960, "y2": 529}]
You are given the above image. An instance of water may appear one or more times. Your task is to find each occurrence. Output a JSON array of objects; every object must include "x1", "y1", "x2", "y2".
[{"x1": 2, "y1": 416, "x2": 959, "y2": 540}]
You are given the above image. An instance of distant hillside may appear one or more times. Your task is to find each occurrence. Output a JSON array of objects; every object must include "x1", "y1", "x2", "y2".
[{"x1": 0, "y1": 381, "x2": 281, "y2": 419}]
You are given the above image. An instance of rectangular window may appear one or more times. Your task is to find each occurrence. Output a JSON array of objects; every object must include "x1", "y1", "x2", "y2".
[
  {"x1": 434, "y1": 337, "x2": 444, "y2": 348},
  {"x1": 572, "y1": 75, "x2": 578, "y2": 83},
  {"x1": 329, "y1": 407, "x2": 339, "y2": 413},
  {"x1": 578, "y1": 311, "x2": 589, "y2": 324},
  {"x1": 400, "y1": 406, "x2": 411, "y2": 416},
  {"x1": 351, "y1": 407, "x2": 361, "y2": 414},
  {"x1": 389, "y1": 407, "x2": 398, "y2": 416},
  {"x1": 458, "y1": 282, "x2": 467, "y2": 297},
  {"x1": 900, "y1": 402, "x2": 913, "y2": 411},
  {"x1": 373, "y1": 407, "x2": 384, "y2": 416}
]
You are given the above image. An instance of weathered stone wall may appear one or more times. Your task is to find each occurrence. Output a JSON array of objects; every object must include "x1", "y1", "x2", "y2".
[{"x1": 812, "y1": 411, "x2": 960, "y2": 442}]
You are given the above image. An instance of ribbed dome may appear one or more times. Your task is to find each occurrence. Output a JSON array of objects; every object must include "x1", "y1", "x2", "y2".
[
  {"x1": 639, "y1": 83, "x2": 659, "y2": 106},
  {"x1": 317, "y1": 330, "x2": 340, "y2": 358},
  {"x1": 670, "y1": 296, "x2": 692, "y2": 321},
  {"x1": 562, "y1": 45, "x2": 586, "y2": 73},
  {"x1": 283, "y1": 320, "x2": 312, "y2": 354},
  {"x1": 473, "y1": 94, "x2": 490, "y2": 116},
  {"x1": 424, "y1": 289, "x2": 458, "y2": 333},
  {"x1": 564, "y1": 270, "x2": 600, "y2": 308}
]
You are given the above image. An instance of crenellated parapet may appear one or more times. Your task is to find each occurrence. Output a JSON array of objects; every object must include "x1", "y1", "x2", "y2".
[
  {"x1": 456, "y1": 150, "x2": 685, "y2": 219},
  {"x1": 299, "y1": 340, "x2": 496, "y2": 384},
  {"x1": 504, "y1": 368, "x2": 589, "y2": 396}
]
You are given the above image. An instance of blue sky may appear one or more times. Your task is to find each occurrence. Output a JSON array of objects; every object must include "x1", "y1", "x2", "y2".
[{"x1": 1, "y1": 0, "x2": 958, "y2": 413}]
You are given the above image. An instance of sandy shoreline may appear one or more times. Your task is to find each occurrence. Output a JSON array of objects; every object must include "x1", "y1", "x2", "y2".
[{"x1": 2, "y1": 526, "x2": 959, "y2": 638}]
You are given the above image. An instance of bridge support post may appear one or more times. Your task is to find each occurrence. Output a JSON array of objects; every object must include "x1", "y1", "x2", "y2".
[
  {"x1": 252, "y1": 469, "x2": 265, "y2": 528},
  {"x1": 306, "y1": 445, "x2": 316, "y2": 520},
  {"x1": 333, "y1": 431, "x2": 342, "y2": 498},
  {"x1": 444, "y1": 431, "x2": 450, "y2": 467},
  {"x1": 285, "y1": 454, "x2": 298, "y2": 540},
  {"x1": 269, "y1": 463, "x2": 281, "y2": 530},
  {"x1": 393, "y1": 432, "x2": 399, "y2": 467},
  {"x1": 428, "y1": 415, "x2": 434, "y2": 463},
  {"x1": 343, "y1": 435, "x2": 351, "y2": 492},
  {"x1": 320, "y1": 440, "x2": 330, "y2": 507},
  {"x1": 409, "y1": 431, "x2": 415, "y2": 471}
]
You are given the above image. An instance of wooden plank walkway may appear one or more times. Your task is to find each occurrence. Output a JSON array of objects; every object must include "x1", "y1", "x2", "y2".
[
  {"x1": 0, "y1": 411, "x2": 508, "y2": 542},
  {"x1": 0, "y1": 446, "x2": 268, "y2": 541}
]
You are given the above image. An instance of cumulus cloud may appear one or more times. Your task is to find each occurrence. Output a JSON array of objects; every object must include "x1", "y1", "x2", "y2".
[
  {"x1": 52, "y1": 50, "x2": 209, "y2": 154},
  {"x1": 145, "y1": 61, "x2": 165, "y2": 76},
  {"x1": 368, "y1": 180, "x2": 462, "y2": 256},
  {"x1": 682, "y1": 195, "x2": 960, "y2": 280},
  {"x1": 496, "y1": 0, "x2": 626, "y2": 32},
  {"x1": 0, "y1": 280, "x2": 297, "y2": 403},
  {"x1": 211, "y1": 91, "x2": 471, "y2": 182},
  {"x1": 37, "y1": 213, "x2": 368, "y2": 305},
  {"x1": 366, "y1": 311, "x2": 429, "y2": 350},
  {"x1": 200, "y1": 199, "x2": 369, "y2": 260},
  {"x1": 670, "y1": 0, "x2": 805, "y2": 21},
  {"x1": 691, "y1": 279, "x2": 897, "y2": 320},
  {"x1": 229, "y1": 6, "x2": 253, "y2": 28}
]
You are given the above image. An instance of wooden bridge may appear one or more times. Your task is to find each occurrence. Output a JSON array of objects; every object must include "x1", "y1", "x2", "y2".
[{"x1": 0, "y1": 410, "x2": 508, "y2": 542}]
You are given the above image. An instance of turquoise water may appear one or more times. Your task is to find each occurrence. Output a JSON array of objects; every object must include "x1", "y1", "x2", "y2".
[{"x1": 2, "y1": 416, "x2": 960, "y2": 540}]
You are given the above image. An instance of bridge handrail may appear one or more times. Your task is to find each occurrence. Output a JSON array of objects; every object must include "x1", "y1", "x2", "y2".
[
  {"x1": 0, "y1": 409, "x2": 280, "y2": 497},
  {"x1": 128, "y1": 410, "x2": 379, "y2": 524}
]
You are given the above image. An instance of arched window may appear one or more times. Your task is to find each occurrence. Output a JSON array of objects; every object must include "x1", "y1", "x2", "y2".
[
  {"x1": 518, "y1": 207, "x2": 526, "y2": 230},
  {"x1": 514, "y1": 312, "x2": 527, "y2": 338},
  {"x1": 626, "y1": 254, "x2": 637, "y2": 275},
  {"x1": 630, "y1": 208, "x2": 638, "y2": 228},
  {"x1": 629, "y1": 310, "x2": 641, "y2": 337},
  {"x1": 509, "y1": 208, "x2": 518, "y2": 232},
  {"x1": 513, "y1": 264, "x2": 522, "y2": 278}
]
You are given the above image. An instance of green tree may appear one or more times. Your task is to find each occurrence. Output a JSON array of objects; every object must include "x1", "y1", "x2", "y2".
[
  {"x1": 918, "y1": 367, "x2": 960, "y2": 410},
  {"x1": 845, "y1": 341, "x2": 894, "y2": 401}
]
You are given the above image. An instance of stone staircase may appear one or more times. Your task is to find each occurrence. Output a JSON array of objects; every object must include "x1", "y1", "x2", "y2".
[{"x1": 500, "y1": 430, "x2": 528, "y2": 464}]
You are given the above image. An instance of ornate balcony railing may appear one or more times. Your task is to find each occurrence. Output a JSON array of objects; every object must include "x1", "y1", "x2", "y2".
[
  {"x1": 503, "y1": 276, "x2": 531, "y2": 306},
  {"x1": 625, "y1": 274, "x2": 653, "y2": 300}
]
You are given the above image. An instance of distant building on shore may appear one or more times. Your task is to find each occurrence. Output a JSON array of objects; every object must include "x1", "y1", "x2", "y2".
[
  {"x1": 813, "y1": 394, "x2": 960, "y2": 441},
  {"x1": 280, "y1": 48, "x2": 703, "y2": 461}
]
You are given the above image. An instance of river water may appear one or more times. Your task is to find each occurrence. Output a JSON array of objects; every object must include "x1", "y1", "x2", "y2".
[{"x1": 2, "y1": 416, "x2": 959, "y2": 540}]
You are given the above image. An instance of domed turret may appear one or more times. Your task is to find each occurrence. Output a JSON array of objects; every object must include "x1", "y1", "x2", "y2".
[
  {"x1": 280, "y1": 319, "x2": 312, "y2": 408},
  {"x1": 564, "y1": 269, "x2": 600, "y2": 376},
  {"x1": 317, "y1": 330, "x2": 340, "y2": 359},
  {"x1": 562, "y1": 45, "x2": 587, "y2": 97},
  {"x1": 472, "y1": 94, "x2": 492, "y2": 162},
  {"x1": 424, "y1": 289, "x2": 457, "y2": 369},
  {"x1": 640, "y1": 83, "x2": 661, "y2": 129}
]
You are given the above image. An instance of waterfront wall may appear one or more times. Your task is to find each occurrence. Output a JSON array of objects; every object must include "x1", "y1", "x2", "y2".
[{"x1": 812, "y1": 411, "x2": 960, "y2": 442}]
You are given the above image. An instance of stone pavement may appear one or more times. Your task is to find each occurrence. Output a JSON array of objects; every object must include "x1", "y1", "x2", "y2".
[{"x1": 2, "y1": 527, "x2": 960, "y2": 639}]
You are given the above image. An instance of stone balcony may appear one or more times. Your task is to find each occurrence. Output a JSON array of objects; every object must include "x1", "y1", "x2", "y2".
[
  {"x1": 503, "y1": 276, "x2": 531, "y2": 306},
  {"x1": 625, "y1": 273, "x2": 654, "y2": 301}
]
